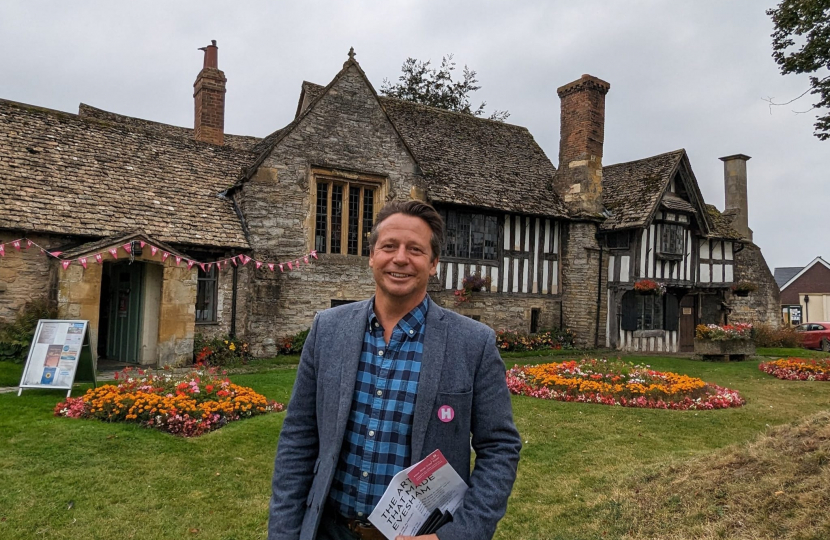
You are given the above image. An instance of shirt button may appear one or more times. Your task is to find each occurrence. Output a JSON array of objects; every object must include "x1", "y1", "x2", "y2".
[
  {"x1": 362, "y1": 471, "x2": 369, "y2": 478},
  {"x1": 409, "y1": 329, "x2": 414, "y2": 335},
  {"x1": 378, "y1": 350, "x2": 384, "y2": 356},
  {"x1": 357, "y1": 512, "x2": 364, "y2": 517},
  {"x1": 376, "y1": 390, "x2": 383, "y2": 397},
  {"x1": 368, "y1": 430, "x2": 375, "y2": 437},
  {"x1": 374, "y1": 322, "x2": 379, "y2": 328}
]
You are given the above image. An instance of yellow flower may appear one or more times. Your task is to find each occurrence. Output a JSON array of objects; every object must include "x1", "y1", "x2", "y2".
[{"x1": 229, "y1": 343, "x2": 236, "y2": 351}]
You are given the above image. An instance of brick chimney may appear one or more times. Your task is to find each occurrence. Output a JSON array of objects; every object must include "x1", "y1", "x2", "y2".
[
  {"x1": 193, "y1": 40, "x2": 226, "y2": 145},
  {"x1": 555, "y1": 74, "x2": 610, "y2": 215},
  {"x1": 720, "y1": 154, "x2": 752, "y2": 241}
]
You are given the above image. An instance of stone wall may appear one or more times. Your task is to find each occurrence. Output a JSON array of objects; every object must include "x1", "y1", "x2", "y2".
[
  {"x1": 157, "y1": 264, "x2": 198, "y2": 366},
  {"x1": 0, "y1": 232, "x2": 61, "y2": 321},
  {"x1": 730, "y1": 243, "x2": 781, "y2": 327},
  {"x1": 238, "y1": 63, "x2": 423, "y2": 355},
  {"x1": 56, "y1": 261, "x2": 103, "y2": 349},
  {"x1": 559, "y1": 221, "x2": 607, "y2": 347},
  {"x1": 195, "y1": 264, "x2": 250, "y2": 342},
  {"x1": 431, "y1": 290, "x2": 562, "y2": 332}
]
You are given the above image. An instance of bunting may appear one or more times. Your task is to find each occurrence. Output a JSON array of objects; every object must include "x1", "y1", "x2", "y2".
[{"x1": 0, "y1": 238, "x2": 320, "y2": 275}]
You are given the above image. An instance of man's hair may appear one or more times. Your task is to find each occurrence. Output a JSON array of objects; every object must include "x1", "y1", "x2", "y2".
[{"x1": 368, "y1": 200, "x2": 444, "y2": 261}]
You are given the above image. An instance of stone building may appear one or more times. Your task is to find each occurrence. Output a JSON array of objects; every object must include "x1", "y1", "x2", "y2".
[{"x1": 0, "y1": 43, "x2": 779, "y2": 363}]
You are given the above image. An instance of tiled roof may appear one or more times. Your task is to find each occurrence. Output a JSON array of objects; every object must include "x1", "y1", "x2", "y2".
[
  {"x1": 0, "y1": 99, "x2": 253, "y2": 249},
  {"x1": 705, "y1": 205, "x2": 743, "y2": 240},
  {"x1": 299, "y1": 82, "x2": 568, "y2": 217},
  {"x1": 601, "y1": 150, "x2": 685, "y2": 229},
  {"x1": 774, "y1": 266, "x2": 803, "y2": 289},
  {"x1": 78, "y1": 104, "x2": 261, "y2": 152}
]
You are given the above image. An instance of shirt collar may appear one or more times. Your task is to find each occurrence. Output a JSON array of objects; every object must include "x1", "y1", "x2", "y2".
[{"x1": 368, "y1": 295, "x2": 430, "y2": 338}]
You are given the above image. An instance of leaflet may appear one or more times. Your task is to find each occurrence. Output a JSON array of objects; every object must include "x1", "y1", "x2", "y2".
[{"x1": 368, "y1": 449, "x2": 467, "y2": 539}]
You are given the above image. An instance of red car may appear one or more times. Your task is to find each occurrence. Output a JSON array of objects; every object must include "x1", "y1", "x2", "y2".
[{"x1": 795, "y1": 322, "x2": 830, "y2": 351}]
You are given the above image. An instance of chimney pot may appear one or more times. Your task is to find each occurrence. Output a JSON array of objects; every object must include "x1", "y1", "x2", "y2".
[
  {"x1": 194, "y1": 40, "x2": 226, "y2": 145},
  {"x1": 720, "y1": 154, "x2": 752, "y2": 241},
  {"x1": 554, "y1": 74, "x2": 610, "y2": 215}
]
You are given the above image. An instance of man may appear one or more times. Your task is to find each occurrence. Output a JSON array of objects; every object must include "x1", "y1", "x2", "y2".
[{"x1": 268, "y1": 200, "x2": 521, "y2": 540}]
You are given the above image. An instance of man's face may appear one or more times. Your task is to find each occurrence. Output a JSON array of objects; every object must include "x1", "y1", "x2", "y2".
[{"x1": 369, "y1": 213, "x2": 438, "y2": 306}]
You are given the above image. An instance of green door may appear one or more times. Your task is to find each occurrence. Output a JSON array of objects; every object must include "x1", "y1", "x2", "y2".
[{"x1": 106, "y1": 262, "x2": 144, "y2": 363}]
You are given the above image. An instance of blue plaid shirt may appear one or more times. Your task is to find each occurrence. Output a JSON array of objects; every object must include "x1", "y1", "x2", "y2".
[{"x1": 328, "y1": 295, "x2": 429, "y2": 518}]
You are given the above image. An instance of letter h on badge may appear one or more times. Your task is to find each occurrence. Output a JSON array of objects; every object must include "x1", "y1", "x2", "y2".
[{"x1": 438, "y1": 405, "x2": 454, "y2": 422}]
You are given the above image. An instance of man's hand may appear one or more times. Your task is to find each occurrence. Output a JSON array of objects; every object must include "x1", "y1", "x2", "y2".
[{"x1": 395, "y1": 535, "x2": 438, "y2": 540}]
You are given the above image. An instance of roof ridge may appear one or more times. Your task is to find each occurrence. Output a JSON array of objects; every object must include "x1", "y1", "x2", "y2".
[
  {"x1": 378, "y1": 95, "x2": 529, "y2": 130},
  {"x1": 604, "y1": 149, "x2": 686, "y2": 170}
]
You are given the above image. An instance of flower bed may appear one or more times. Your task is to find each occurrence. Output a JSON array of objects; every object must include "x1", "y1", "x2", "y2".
[
  {"x1": 695, "y1": 323, "x2": 753, "y2": 341},
  {"x1": 506, "y1": 359, "x2": 745, "y2": 410},
  {"x1": 496, "y1": 328, "x2": 574, "y2": 352},
  {"x1": 55, "y1": 367, "x2": 284, "y2": 437},
  {"x1": 758, "y1": 358, "x2": 830, "y2": 381}
]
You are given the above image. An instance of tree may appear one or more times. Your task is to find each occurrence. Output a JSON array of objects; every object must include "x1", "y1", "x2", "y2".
[
  {"x1": 380, "y1": 54, "x2": 510, "y2": 122},
  {"x1": 767, "y1": 0, "x2": 830, "y2": 140}
]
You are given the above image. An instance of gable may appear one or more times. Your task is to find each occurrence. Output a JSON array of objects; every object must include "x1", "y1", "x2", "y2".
[
  {"x1": 293, "y1": 82, "x2": 568, "y2": 218},
  {"x1": 780, "y1": 257, "x2": 830, "y2": 293}
]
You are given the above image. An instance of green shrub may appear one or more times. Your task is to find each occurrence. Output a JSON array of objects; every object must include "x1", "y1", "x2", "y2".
[
  {"x1": 279, "y1": 328, "x2": 310, "y2": 355},
  {"x1": 753, "y1": 324, "x2": 803, "y2": 348},
  {"x1": 193, "y1": 333, "x2": 251, "y2": 367},
  {"x1": 0, "y1": 298, "x2": 58, "y2": 363}
]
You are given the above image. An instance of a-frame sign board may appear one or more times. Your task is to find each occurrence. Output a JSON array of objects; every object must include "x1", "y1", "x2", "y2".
[{"x1": 18, "y1": 320, "x2": 97, "y2": 397}]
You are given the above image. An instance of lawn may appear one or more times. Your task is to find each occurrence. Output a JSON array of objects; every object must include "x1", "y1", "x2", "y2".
[{"x1": 0, "y1": 353, "x2": 828, "y2": 540}]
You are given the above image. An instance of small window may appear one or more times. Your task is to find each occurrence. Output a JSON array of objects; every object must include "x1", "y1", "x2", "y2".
[
  {"x1": 605, "y1": 231, "x2": 629, "y2": 250},
  {"x1": 658, "y1": 223, "x2": 684, "y2": 258},
  {"x1": 530, "y1": 308, "x2": 541, "y2": 333},
  {"x1": 439, "y1": 208, "x2": 499, "y2": 261},
  {"x1": 637, "y1": 295, "x2": 663, "y2": 330},
  {"x1": 196, "y1": 266, "x2": 218, "y2": 323}
]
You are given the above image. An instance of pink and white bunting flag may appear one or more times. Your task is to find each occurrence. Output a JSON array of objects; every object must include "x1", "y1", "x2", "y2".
[
  {"x1": 187, "y1": 260, "x2": 195, "y2": 269},
  {"x1": 230, "y1": 256, "x2": 238, "y2": 267},
  {"x1": 216, "y1": 261, "x2": 222, "y2": 270},
  {"x1": 175, "y1": 256, "x2": 182, "y2": 266},
  {"x1": 108, "y1": 248, "x2": 119, "y2": 259},
  {"x1": 123, "y1": 243, "x2": 132, "y2": 254},
  {"x1": 139, "y1": 241, "x2": 146, "y2": 248},
  {"x1": 295, "y1": 259, "x2": 300, "y2": 268},
  {"x1": 287, "y1": 262, "x2": 293, "y2": 271},
  {"x1": 255, "y1": 261, "x2": 262, "y2": 269},
  {"x1": 207, "y1": 262, "x2": 213, "y2": 271},
  {"x1": 61, "y1": 260, "x2": 71, "y2": 270},
  {"x1": 12, "y1": 240, "x2": 20, "y2": 251},
  {"x1": 268, "y1": 263, "x2": 275, "y2": 271},
  {"x1": 311, "y1": 250, "x2": 318, "y2": 259},
  {"x1": 279, "y1": 263, "x2": 284, "y2": 272},
  {"x1": 162, "y1": 252, "x2": 169, "y2": 262},
  {"x1": 303, "y1": 256, "x2": 309, "y2": 264},
  {"x1": 199, "y1": 263, "x2": 206, "y2": 272},
  {"x1": 26, "y1": 240, "x2": 32, "y2": 248},
  {"x1": 0, "y1": 245, "x2": 4, "y2": 257},
  {"x1": 150, "y1": 245, "x2": 158, "y2": 256},
  {"x1": 95, "y1": 253, "x2": 103, "y2": 264},
  {"x1": 79, "y1": 257, "x2": 88, "y2": 269}
]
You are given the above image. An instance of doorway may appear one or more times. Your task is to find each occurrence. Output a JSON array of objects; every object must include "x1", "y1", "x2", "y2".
[
  {"x1": 98, "y1": 262, "x2": 145, "y2": 363},
  {"x1": 679, "y1": 295, "x2": 696, "y2": 353}
]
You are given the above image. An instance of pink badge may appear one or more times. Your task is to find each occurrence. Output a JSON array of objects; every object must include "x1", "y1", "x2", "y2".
[{"x1": 437, "y1": 405, "x2": 455, "y2": 423}]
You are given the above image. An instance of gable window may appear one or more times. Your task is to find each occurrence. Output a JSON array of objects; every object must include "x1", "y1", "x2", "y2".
[
  {"x1": 439, "y1": 208, "x2": 499, "y2": 261},
  {"x1": 314, "y1": 178, "x2": 378, "y2": 256},
  {"x1": 658, "y1": 223, "x2": 684, "y2": 258},
  {"x1": 196, "y1": 266, "x2": 218, "y2": 323}
]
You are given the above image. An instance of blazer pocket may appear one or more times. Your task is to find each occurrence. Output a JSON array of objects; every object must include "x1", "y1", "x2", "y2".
[{"x1": 434, "y1": 390, "x2": 473, "y2": 426}]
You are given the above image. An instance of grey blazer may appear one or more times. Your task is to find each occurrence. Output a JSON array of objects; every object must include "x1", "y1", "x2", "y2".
[{"x1": 268, "y1": 298, "x2": 521, "y2": 540}]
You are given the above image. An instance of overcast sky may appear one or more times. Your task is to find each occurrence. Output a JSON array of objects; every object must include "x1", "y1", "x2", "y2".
[{"x1": 1, "y1": 0, "x2": 825, "y2": 272}]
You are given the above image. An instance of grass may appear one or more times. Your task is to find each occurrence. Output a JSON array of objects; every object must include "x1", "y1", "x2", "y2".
[
  {"x1": 755, "y1": 346, "x2": 830, "y2": 359},
  {"x1": 0, "y1": 360, "x2": 23, "y2": 387},
  {"x1": 0, "y1": 354, "x2": 828, "y2": 539}
]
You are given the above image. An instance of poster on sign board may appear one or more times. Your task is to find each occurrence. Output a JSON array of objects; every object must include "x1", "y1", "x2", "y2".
[{"x1": 18, "y1": 320, "x2": 89, "y2": 397}]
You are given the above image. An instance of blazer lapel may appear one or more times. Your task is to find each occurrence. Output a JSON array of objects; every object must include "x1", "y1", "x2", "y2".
[
  {"x1": 334, "y1": 301, "x2": 371, "y2": 444},
  {"x1": 410, "y1": 298, "x2": 447, "y2": 462}
]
